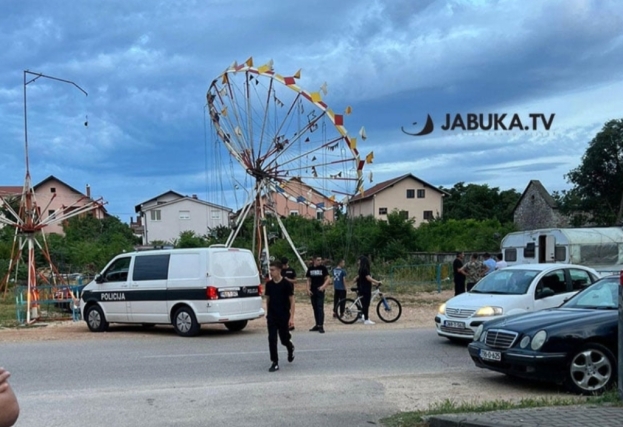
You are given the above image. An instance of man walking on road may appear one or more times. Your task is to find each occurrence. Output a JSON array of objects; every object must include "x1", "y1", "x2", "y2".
[
  {"x1": 306, "y1": 256, "x2": 330, "y2": 333},
  {"x1": 264, "y1": 261, "x2": 295, "y2": 372}
]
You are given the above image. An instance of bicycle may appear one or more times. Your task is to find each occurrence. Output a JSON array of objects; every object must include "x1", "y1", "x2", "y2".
[{"x1": 336, "y1": 283, "x2": 402, "y2": 324}]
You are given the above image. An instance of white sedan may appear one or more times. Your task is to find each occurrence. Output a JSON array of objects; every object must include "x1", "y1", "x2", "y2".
[{"x1": 435, "y1": 263, "x2": 600, "y2": 342}]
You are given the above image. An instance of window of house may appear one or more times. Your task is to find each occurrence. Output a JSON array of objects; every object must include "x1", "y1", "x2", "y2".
[
  {"x1": 48, "y1": 210, "x2": 56, "y2": 219},
  {"x1": 150, "y1": 210, "x2": 161, "y2": 221},
  {"x1": 50, "y1": 187, "x2": 56, "y2": 193},
  {"x1": 179, "y1": 210, "x2": 190, "y2": 220},
  {"x1": 417, "y1": 189, "x2": 425, "y2": 198},
  {"x1": 423, "y1": 210, "x2": 433, "y2": 220},
  {"x1": 399, "y1": 210, "x2": 408, "y2": 219},
  {"x1": 316, "y1": 211, "x2": 324, "y2": 220},
  {"x1": 504, "y1": 248, "x2": 517, "y2": 262},
  {"x1": 406, "y1": 189, "x2": 415, "y2": 199},
  {"x1": 290, "y1": 210, "x2": 299, "y2": 216},
  {"x1": 378, "y1": 207, "x2": 388, "y2": 215},
  {"x1": 211, "y1": 209, "x2": 220, "y2": 219},
  {"x1": 524, "y1": 242, "x2": 535, "y2": 258}
]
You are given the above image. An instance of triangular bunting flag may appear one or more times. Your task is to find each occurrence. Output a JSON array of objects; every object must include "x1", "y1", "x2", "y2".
[
  {"x1": 221, "y1": 107, "x2": 228, "y2": 117},
  {"x1": 310, "y1": 92, "x2": 322, "y2": 103},
  {"x1": 293, "y1": 69, "x2": 301, "y2": 79},
  {"x1": 369, "y1": 171, "x2": 374, "y2": 182},
  {"x1": 359, "y1": 126, "x2": 367, "y2": 140},
  {"x1": 366, "y1": 152, "x2": 374, "y2": 164},
  {"x1": 320, "y1": 82, "x2": 328, "y2": 95},
  {"x1": 221, "y1": 73, "x2": 229, "y2": 84},
  {"x1": 245, "y1": 57, "x2": 254, "y2": 67},
  {"x1": 234, "y1": 126, "x2": 242, "y2": 136},
  {"x1": 345, "y1": 106, "x2": 352, "y2": 115}
]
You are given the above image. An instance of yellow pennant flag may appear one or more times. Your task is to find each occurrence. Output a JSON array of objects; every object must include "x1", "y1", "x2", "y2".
[
  {"x1": 221, "y1": 107, "x2": 228, "y2": 117},
  {"x1": 245, "y1": 57, "x2": 254, "y2": 67},
  {"x1": 221, "y1": 73, "x2": 229, "y2": 84},
  {"x1": 345, "y1": 106, "x2": 352, "y2": 115},
  {"x1": 329, "y1": 195, "x2": 336, "y2": 202},
  {"x1": 257, "y1": 64, "x2": 270, "y2": 74},
  {"x1": 349, "y1": 137, "x2": 357, "y2": 149},
  {"x1": 293, "y1": 69, "x2": 301, "y2": 79},
  {"x1": 310, "y1": 92, "x2": 322, "y2": 103},
  {"x1": 366, "y1": 151, "x2": 374, "y2": 164}
]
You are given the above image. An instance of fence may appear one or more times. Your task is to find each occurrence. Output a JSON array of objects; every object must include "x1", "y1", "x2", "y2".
[
  {"x1": 15, "y1": 280, "x2": 87, "y2": 324},
  {"x1": 387, "y1": 263, "x2": 453, "y2": 293}
]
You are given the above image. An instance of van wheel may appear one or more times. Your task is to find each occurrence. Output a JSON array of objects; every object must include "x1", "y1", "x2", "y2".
[
  {"x1": 85, "y1": 305, "x2": 109, "y2": 332},
  {"x1": 224, "y1": 320, "x2": 248, "y2": 332},
  {"x1": 172, "y1": 307, "x2": 200, "y2": 337}
]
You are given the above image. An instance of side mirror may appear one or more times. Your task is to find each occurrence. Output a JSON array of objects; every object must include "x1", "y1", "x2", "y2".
[
  {"x1": 95, "y1": 274, "x2": 105, "y2": 284},
  {"x1": 537, "y1": 287, "x2": 555, "y2": 299}
]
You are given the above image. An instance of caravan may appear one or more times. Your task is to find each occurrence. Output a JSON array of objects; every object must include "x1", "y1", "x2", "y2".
[{"x1": 500, "y1": 227, "x2": 623, "y2": 274}]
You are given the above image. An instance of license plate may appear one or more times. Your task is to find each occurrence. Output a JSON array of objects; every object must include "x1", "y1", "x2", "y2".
[
  {"x1": 444, "y1": 320, "x2": 465, "y2": 329},
  {"x1": 220, "y1": 291, "x2": 238, "y2": 298},
  {"x1": 480, "y1": 349, "x2": 502, "y2": 362}
]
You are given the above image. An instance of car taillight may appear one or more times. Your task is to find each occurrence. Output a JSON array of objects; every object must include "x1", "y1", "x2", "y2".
[
  {"x1": 258, "y1": 284, "x2": 263, "y2": 296},
  {"x1": 206, "y1": 286, "x2": 219, "y2": 300}
]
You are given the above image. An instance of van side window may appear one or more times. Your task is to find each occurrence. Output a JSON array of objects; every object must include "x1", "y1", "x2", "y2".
[
  {"x1": 569, "y1": 269, "x2": 593, "y2": 291},
  {"x1": 523, "y1": 243, "x2": 535, "y2": 258},
  {"x1": 504, "y1": 248, "x2": 517, "y2": 262},
  {"x1": 104, "y1": 257, "x2": 131, "y2": 282},
  {"x1": 555, "y1": 246, "x2": 566, "y2": 261},
  {"x1": 133, "y1": 255, "x2": 170, "y2": 281}
]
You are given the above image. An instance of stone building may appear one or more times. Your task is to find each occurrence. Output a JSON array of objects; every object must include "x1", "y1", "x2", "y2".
[{"x1": 513, "y1": 180, "x2": 568, "y2": 231}]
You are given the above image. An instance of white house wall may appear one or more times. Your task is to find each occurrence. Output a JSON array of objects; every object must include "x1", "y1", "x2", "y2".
[{"x1": 144, "y1": 199, "x2": 230, "y2": 244}]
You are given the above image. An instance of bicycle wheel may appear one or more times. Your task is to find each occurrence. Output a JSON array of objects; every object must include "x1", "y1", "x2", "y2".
[
  {"x1": 337, "y1": 298, "x2": 360, "y2": 324},
  {"x1": 376, "y1": 297, "x2": 402, "y2": 323}
]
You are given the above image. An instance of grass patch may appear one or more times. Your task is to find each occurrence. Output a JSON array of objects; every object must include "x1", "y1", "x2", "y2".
[
  {"x1": 381, "y1": 390, "x2": 623, "y2": 427},
  {"x1": 0, "y1": 295, "x2": 19, "y2": 328}
]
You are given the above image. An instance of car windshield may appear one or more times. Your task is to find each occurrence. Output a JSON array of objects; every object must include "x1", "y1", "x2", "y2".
[
  {"x1": 563, "y1": 278, "x2": 619, "y2": 309},
  {"x1": 470, "y1": 269, "x2": 538, "y2": 295}
]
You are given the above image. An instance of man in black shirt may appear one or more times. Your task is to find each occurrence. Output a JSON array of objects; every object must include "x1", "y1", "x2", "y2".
[
  {"x1": 264, "y1": 260, "x2": 295, "y2": 372},
  {"x1": 453, "y1": 252, "x2": 466, "y2": 296},
  {"x1": 281, "y1": 257, "x2": 297, "y2": 290},
  {"x1": 305, "y1": 256, "x2": 330, "y2": 333}
]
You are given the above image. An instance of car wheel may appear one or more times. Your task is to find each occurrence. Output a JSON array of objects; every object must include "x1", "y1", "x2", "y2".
[
  {"x1": 85, "y1": 305, "x2": 109, "y2": 333},
  {"x1": 224, "y1": 320, "x2": 248, "y2": 332},
  {"x1": 172, "y1": 306, "x2": 200, "y2": 337},
  {"x1": 565, "y1": 343, "x2": 615, "y2": 395}
]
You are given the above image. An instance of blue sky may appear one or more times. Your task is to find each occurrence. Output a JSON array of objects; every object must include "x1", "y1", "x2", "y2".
[{"x1": 1, "y1": 0, "x2": 622, "y2": 222}]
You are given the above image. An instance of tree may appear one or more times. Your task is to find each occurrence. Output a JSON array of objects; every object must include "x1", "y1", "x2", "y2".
[
  {"x1": 440, "y1": 183, "x2": 520, "y2": 223},
  {"x1": 559, "y1": 118, "x2": 623, "y2": 226}
]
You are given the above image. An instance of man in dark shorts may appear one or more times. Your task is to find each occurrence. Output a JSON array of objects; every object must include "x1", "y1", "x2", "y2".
[
  {"x1": 453, "y1": 252, "x2": 466, "y2": 296},
  {"x1": 264, "y1": 261, "x2": 295, "y2": 372},
  {"x1": 305, "y1": 256, "x2": 330, "y2": 333}
]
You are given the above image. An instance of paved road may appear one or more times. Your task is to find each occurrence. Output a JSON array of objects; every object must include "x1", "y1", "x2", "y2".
[{"x1": 2, "y1": 326, "x2": 562, "y2": 427}]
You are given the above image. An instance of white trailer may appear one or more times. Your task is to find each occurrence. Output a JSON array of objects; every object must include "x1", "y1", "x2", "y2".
[{"x1": 500, "y1": 227, "x2": 623, "y2": 274}]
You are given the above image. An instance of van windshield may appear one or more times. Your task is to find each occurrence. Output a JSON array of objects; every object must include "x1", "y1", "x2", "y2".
[
  {"x1": 470, "y1": 269, "x2": 538, "y2": 295},
  {"x1": 211, "y1": 251, "x2": 259, "y2": 278}
]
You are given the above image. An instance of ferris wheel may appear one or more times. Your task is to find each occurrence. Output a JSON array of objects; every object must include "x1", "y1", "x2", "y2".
[{"x1": 206, "y1": 58, "x2": 371, "y2": 272}]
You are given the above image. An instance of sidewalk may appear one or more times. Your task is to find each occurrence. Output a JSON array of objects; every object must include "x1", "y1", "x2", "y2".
[{"x1": 427, "y1": 404, "x2": 623, "y2": 427}]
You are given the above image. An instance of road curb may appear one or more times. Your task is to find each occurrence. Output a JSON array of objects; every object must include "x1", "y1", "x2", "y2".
[{"x1": 426, "y1": 414, "x2": 519, "y2": 427}]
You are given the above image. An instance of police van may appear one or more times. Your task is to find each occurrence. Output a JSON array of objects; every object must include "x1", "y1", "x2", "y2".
[{"x1": 80, "y1": 246, "x2": 265, "y2": 337}]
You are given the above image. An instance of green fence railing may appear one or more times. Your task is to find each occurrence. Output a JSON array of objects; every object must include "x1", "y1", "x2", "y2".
[{"x1": 387, "y1": 263, "x2": 453, "y2": 293}]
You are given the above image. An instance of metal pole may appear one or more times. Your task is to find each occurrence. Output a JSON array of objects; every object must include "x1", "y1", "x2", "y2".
[{"x1": 618, "y1": 270, "x2": 622, "y2": 400}]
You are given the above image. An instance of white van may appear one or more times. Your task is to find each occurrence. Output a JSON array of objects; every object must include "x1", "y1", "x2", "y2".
[{"x1": 79, "y1": 247, "x2": 265, "y2": 337}]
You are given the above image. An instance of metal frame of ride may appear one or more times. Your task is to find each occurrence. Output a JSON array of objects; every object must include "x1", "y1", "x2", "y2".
[
  {"x1": 206, "y1": 58, "x2": 372, "y2": 274},
  {"x1": 0, "y1": 70, "x2": 105, "y2": 324}
]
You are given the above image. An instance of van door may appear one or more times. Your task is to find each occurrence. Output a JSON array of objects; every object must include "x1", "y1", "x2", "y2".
[
  {"x1": 127, "y1": 254, "x2": 170, "y2": 323},
  {"x1": 96, "y1": 256, "x2": 132, "y2": 322}
]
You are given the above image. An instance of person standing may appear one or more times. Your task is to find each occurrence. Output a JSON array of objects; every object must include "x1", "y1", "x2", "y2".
[
  {"x1": 332, "y1": 259, "x2": 347, "y2": 318},
  {"x1": 281, "y1": 257, "x2": 297, "y2": 290},
  {"x1": 306, "y1": 256, "x2": 330, "y2": 333},
  {"x1": 483, "y1": 253, "x2": 496, "y2": 275},
  {"x1": 453, "y1": 252, "x2": 466, "y2": 296},
  {"x1": 0, "y1": 367, "x2": 19, "y2": 427},
  {"x1": 354, "y1": 255, "x2": 382, "y2": 325},
  {"x1": 460, "y1": 253, "x2": 486, "y2": 292},
  {"x1": 264, "y1": 261, "x2": 295, "y2": 372}
]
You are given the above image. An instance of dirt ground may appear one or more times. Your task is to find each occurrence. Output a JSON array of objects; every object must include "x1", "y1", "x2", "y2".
[{"x1": 0, "y1": 290, "x2": 452, "y2": 343}]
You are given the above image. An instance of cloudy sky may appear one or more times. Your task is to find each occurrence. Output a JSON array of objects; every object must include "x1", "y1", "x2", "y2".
[{"x1": 1, "y1": 0, "x2": 622, "y2": 222}]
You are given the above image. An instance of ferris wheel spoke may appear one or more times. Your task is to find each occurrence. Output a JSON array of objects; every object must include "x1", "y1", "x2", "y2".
[{"x1": 256, "y1": 77, "x2": 274, "y2": 160}]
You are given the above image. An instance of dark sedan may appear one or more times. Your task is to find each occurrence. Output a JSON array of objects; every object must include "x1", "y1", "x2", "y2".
[{"x1": 468, "y1": 275, "x2": 620, "y2": 394}]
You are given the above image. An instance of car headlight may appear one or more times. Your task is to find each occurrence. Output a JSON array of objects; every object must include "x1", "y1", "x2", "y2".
[
  {"x1": 520, "y1": 336, "x2": 530, "y2": 349},
  {"x1": 473, "y1": 324, "x2": 484, "y2": 341},
  {"x1": 530, "y1": 330, "x2": 547, "y2": 350},
  {"x1": 438, "y1": 302, "x2": 446, "y2": 315},
  {"x1": 474, "y1": 306, "x2": 503, "y2": 317}
]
